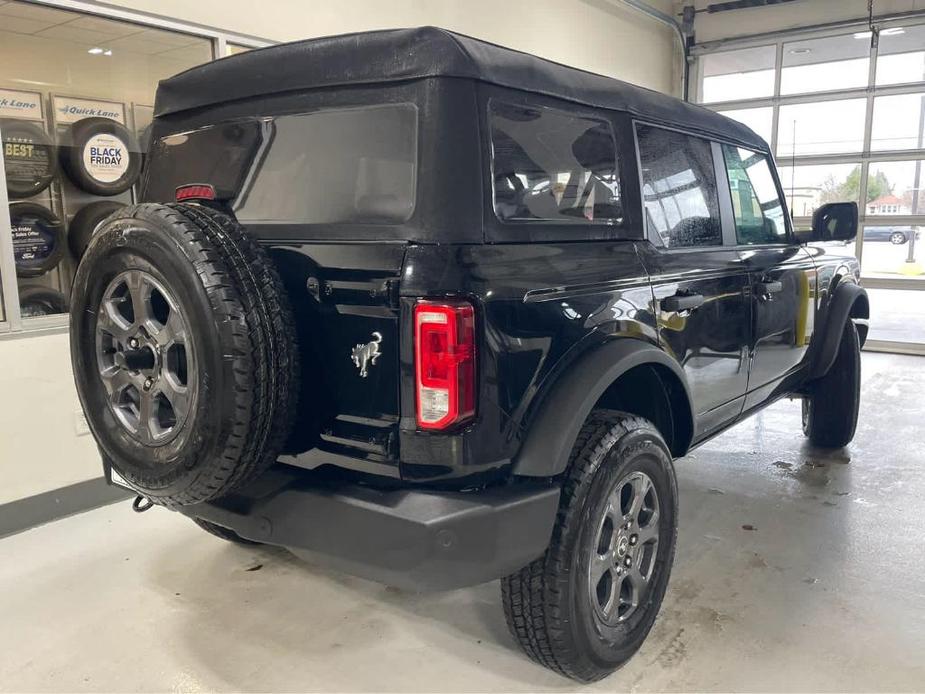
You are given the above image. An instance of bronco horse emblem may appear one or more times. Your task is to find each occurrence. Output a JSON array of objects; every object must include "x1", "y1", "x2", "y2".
[{"x1": 351, "y1": 331, "x2": 382, "y2": 378}]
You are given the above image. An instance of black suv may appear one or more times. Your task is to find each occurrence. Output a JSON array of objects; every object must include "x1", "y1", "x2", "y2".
[{"x1": 70, "y1": 28, "x2": 869, "y2": 682}]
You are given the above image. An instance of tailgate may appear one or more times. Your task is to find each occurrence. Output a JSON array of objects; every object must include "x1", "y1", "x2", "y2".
[{"x1": 270, "y1": 242, "x2": 406, "y2": 473}]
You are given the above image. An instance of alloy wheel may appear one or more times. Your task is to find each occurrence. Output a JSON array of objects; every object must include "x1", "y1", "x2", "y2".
[
  {"x1": 588, "y1": 470, "x2": 661, "y2": 625},
  {"x1": 94, "y1": 269, "x2": 196, "y2": 445}
]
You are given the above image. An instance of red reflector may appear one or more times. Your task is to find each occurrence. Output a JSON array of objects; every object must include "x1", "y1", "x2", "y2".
[
  {"x1": 175, "y1": 184, "x2": 216, "y2": 202},
  {"x1": 414, "y1": 300, "x2": 476, "y2": 431}
]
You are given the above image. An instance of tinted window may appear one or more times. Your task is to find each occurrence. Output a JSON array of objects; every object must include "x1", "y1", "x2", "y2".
[
  {"x1": 637, "y1": 125, "x2": 722, "y2": 248},
  {"x1": 489, "y1": 101, "x2": 622, "y2": 224},
  {"x1": 722, "y1": 145, "x2": 787, "y2": 244},
  {"x1": 237, "y1": 104, "x2": 417, "y2": 224}
]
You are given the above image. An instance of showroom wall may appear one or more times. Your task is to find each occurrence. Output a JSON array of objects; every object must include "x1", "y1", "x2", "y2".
[
  {"x1": 106, "y1": 0, "x2": 679, "y2": 94},
  {"x1": 0, "y1": 0, "x2": 679, "y2": 508}
]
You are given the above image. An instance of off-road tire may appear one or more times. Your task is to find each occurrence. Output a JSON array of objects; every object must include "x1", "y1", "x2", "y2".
[
  {"x1": 802, "y1": 319, "x2": 861, "y2": 448},
  {"x1": 70, "y1": 202, "x2": 300, "y2": 506},
  {"x1": 193, "y1": 518, "x2": 261, "y2": 545},
  {"x1": 501, "y1": 411, "x2": 678, "y2": 682}
]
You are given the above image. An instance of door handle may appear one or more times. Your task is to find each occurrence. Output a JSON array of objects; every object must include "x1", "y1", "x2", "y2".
[
  {"x1": 754, "y1": 281, "x2": 783, "y2": 295},
  {"x1": 661, "y1": 292, "x2": 705, "y2": 312}
]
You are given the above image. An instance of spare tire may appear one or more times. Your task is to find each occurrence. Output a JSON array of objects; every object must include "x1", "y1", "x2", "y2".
[
  {"x1": 68, "y1": 200, "x2": 125, "y2": 259},
  {"x1": 9, "y1": 202, "x2": 66, "y2": 277},
  {"x1": 70, "y1": 203, "x2": 299, "y2": 506},
  {"x1": 59, "y1": 117, "x2": 141, "y2": 196},
  {"x1": 2, "y1": 119, "x2": 57, "y2": 199},
  {"x1": 19, "y1": 284, "x2": 68, "y2": 318}
]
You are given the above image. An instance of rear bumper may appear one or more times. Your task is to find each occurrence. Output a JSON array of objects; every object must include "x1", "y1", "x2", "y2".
[{"x1": 174, "y1": 467, "x2": 560, "y2": 591}]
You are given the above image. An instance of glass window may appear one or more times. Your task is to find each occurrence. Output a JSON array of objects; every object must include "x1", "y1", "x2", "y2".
[
  {"x1": 636, "y1": 125, "x2": 722, "y2": 248},
  {"x1": 865, "y1": 161, "x2": 925, "y2": 216},
  {"x1": 0, "y1": 0, "x2": 213, "y2": 321},
  {"x1": 865, "y1": 287, "x2": 925, "y2": 343},
  {"x1": 781, "y1": 34, "x2": 870, "y2": 95},
  {"x1": 489, "y1": 101, "x2": 621, "y2": 224},
  {"x1": 776, "y1": 163, "x2": 861, "y2": 218},
  {"x1": 876, "y1": 24, "x2": 925, "y2": 86},
  {"x1": 777, "y1": 98, "x2": 866, "y2": 156},
  {"x1": 715, "y1": 107, "x2": 773, "y2": 144},
  {"x1": 722, "y1": 145, "x2": 787, "y2": 244},
  {"x1": 871, "y1": 93, "x2": 925, "y2": 151},
  {"x1": 700, "y1": 46, "x2": 776, "y2": 103},
  {"x1": 235, "y1": 104, "x2": 418, "y2": 225},
  {"x1": 226, "y1": 43, "x2": 250, "y2": 57}
]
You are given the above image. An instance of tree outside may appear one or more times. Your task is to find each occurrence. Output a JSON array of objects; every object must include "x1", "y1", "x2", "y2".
[{"x1": 820, "y1": 165, "x2": 892, "y2": 205}]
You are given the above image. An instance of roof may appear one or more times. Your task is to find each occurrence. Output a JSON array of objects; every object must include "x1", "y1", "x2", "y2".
[
  {"x1": 154, "y1": 26, "x2": 767, "y2": 151},
  {"x1": 868, "y1": 194, "x2": 903, "y2": 206}
]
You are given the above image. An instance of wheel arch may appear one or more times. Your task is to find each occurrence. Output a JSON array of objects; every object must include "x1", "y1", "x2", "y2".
[
  {"x1": 809, "y1": 281, "x2": 868, "y2": 380},
  {"x1": 512, "y1": 339, "x2": 694, "y2": 477}
]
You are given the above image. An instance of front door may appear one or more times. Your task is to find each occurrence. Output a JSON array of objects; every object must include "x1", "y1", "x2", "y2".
[
  {"x1": 717, "y1": 144, "x2": 817, "y2": 409},
  {"x1": 635, "y1": 125, "x2": 751, "y2": 441}
]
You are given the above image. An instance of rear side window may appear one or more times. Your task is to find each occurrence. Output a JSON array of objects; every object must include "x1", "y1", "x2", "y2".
[
  {"x1": 636, "y1": 124, "x2": 722, "y2": 248},
  {"x1": 237, "y1": 104, "x2": 417, "y2": 224},
  {"x1": 721, "y1": 145, "x2": 788, "y2": 244},
  {"x1": 489, "y1": 101, "x2": 622, "y2": 225}
]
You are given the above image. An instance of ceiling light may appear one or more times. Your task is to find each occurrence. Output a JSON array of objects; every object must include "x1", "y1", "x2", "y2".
[
  {"x1": 87, "y1": 47, "x2": 104, "y2": 54},
  {"x1": 789, "y1": 47, "x2": 812, "y2": 55},
  {"x1": 853, "y1": 31, "x2": 872, "y2": 39},
  {"x1": 103, "y1": 49, "x2": 112, "y2": 56}
]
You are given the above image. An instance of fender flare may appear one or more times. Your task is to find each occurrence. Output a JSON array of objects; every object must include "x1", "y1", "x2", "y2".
[
  {"x1": 512, "y1": 339, "x2": 694, "y2": 477},
  {"x1": 808, "y1": 281, "x2": 868, "y2": 380}
]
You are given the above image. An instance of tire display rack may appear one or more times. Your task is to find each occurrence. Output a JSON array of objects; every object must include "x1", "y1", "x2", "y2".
[{"x1": 1, "y1": 91, "x2": 153, "y2": 324}]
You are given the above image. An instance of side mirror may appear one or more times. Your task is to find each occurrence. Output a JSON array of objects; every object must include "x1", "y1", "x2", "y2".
[{"x1": 797, "y1": 202, "x2": 858, "y2": 243}]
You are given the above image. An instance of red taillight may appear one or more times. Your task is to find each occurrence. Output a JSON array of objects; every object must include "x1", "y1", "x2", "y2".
[
  {"x1": 175, "y1": 184, "x2": 216, "y2": 202},
  {"x1": 414, "y1": 300, "x2": 476, "y2": 430}
]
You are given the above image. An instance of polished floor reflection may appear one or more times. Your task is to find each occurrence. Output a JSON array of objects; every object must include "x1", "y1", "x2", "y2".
[{"x1": 1, "y1": 352, "x2": 923, "y2": 692}]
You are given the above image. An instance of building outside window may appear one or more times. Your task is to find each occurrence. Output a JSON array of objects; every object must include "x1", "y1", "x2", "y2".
[{"x1": 695, "y1": 22, "x2": 925, "y2": 351}]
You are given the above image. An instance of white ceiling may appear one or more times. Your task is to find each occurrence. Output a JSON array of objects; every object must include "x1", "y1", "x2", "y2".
[{"x1": 0, "y1": 0, "x2": 212, "y2": 61}]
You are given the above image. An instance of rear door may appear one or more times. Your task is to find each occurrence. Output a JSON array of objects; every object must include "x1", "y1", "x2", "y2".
[
  {"x1": 717, "y1": 144, "x2": 816, "y2": 409},
  {"x1": 634, "y1": 124, "x2": 751, "y2": 440}
]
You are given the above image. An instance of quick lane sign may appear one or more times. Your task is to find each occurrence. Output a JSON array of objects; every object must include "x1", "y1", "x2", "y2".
[
  {"x1": 53, "y1": 96, "x2": 125, "y2": 125},
  {"x1": 0, "y1": 88, "x2": 43, "y2": 120}
]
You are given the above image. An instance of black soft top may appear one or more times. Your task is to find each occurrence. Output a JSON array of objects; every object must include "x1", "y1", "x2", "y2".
[{"x1": 155, "y1": 26, "x2": 766, "y2": 151}]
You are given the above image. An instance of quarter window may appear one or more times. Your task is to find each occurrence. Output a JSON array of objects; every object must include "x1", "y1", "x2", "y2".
[
  {"x1": 489, "y1": 101, "x2": 622, "y2": 225},
  {"x1": 721, "y1": 145, "x2": 787, "y2": 245},
  {"x1": 636, "y1": 125, "x2": 722, "y2": 248}
]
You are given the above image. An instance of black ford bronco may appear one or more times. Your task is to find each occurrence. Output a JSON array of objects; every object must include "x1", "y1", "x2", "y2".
[{"x1": 70, "y1": 28, "x2": 869, "y2": 682}]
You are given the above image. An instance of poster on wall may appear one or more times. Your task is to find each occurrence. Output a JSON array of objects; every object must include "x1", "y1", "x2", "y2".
[
  {"x1": 0, "y1": 88, "x2": 44, "y2": 121},
  {"x1": 52, "y1": 96, "x2": 125, "y2": 125}
]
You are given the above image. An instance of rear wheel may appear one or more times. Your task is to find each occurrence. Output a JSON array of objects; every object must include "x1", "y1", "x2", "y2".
[
  {"x1": 70, "y1": 203, "x2": 300, "y2": 506},
  {"x1": 802, "y1": 320, "x2": 861, "y2": 448},
  {"x1": 501, "y1": 411, "x2": 677, "y2": 682}
]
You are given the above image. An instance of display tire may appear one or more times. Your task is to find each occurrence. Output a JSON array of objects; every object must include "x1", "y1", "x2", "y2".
[
  {"x1": 18, "y1": 284, "x2": 68, "y2": 318},
  {"x1": 802, "y1": 319, "x2": 861, "y2": 448},
  {"x1": 501, "y1": 411, "x2": 678, "y2": 682},
  {"x1": 1, "y1": 118, "x2": 57, "y2": 199},
  {"x1": 70, "y1": 202, "x2": 300, "y2": 507},
  {"x1": 59, "y1": 117, "x2": 141, "y2": 196},
  {"x1": 9, "y1": 202, "x2": 66, "y2": 277},
  {"x1": 193, "y1": 518, "x2": 261, "y2": 545},
  {"x1": 68, "y1": 200, "x2": 125, "y2": 259}
]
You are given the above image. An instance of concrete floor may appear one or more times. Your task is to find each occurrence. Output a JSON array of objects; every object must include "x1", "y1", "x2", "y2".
[{"x1": 2, "y1": 351, "x2": 924, "y2": 692}]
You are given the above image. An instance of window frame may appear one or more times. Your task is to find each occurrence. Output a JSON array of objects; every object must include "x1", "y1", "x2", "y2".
[
  {"x1": 480, "y1": 84, "x2": 643, "y2": 244},
  {"x1": 0, "y1": 0, "x2": 273, "y2": 337}
]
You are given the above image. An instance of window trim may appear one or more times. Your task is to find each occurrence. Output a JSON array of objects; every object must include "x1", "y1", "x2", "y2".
[{"x1": 0, "y1": 0, "x2": 274, "y2": 338}]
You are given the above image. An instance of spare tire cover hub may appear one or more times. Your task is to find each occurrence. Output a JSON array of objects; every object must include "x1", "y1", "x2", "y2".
[
  {"x1": 12, "y1": 212, "x2": 58, "y2": 268},
  {"x1": 82, "y1": 132, "x2": 130, "y2": 184}
]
